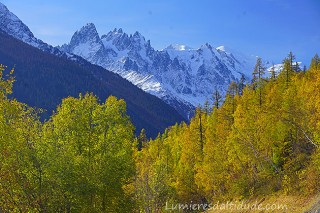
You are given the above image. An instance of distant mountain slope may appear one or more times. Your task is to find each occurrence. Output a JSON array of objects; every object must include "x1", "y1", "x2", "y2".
[
  {"x1": 60, "y1": 24, "x2": 257, "y2": 118},
  {"x1": 0, "y1": 2, "x2": 89, "y2": 62},
  {"x1": 0, "y1": 30, "x2": 185, "y2": 138},
  {"x1": 1, "y1": 1, "x2": 256, "y2": 120}
]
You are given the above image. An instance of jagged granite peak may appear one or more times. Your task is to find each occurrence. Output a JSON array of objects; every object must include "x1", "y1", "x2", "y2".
[
  {"x1": 133, "y1": 31, "x2": 143, "y2": 38},
  {"x1": 216, "y1": 45, "x2": 257, "y2": 77},
  {"x1": 202, "y1": 43, "x2": 213, "y2": 49},
  {"x1": 111, "y1": 27, "x2": 123, "y2": 34},
  {"x1": 102, "y1": 29, "x2": 131, "y2": 51},
  {"x1": 62, "y1": 23, "x2": 108, "y2": 62},
  {"x1": 117, "y1": 28, "x2": 123, "y2": 34},
  {"x1": 0, "y1": 1, "x2": 190, "y2": 120},
  {"x1": 70, "y1": 23, "x2": 102, "y2": 48},
  {"x1": 0, "y1": 1, "x2": 260, "y2": 120},
  {"x1": 61, "y1": 25, "x2": 257, "y2": 119},
  {"x1": 73, "y1": 23, "x2": 100, "y2": 42}
]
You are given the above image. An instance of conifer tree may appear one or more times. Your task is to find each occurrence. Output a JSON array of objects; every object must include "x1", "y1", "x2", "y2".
[
  {"x1": 280, "y1": 52, "x2": 296, "y2": 86},
  {"x1": 238, "y1": 74, "x2": 246, "y2": 95},
  {"x1": 226, "y1": 81, "x2": 238, "y2": 114},
  {"x1": 252, "y1": 57, "x2": 265, "y2": 89},
  {"x1": 310, "y1": 53, "x2": 319, "y2": 70},
  {"x1": 138, "y1": 128, "x2": 147, "y2": 151},
  {"x1": 213, "y1": 89, "x2": 222, "y2": 109},
  {"x1": 288, "y1": 51, "x2": 296, "y2": 71},
  {"x1": 269, "y1": 63, "x2": 276, "y2": 80},
  {"x1": 252, "y1": 57, "x2": 266, "y2": 107}
]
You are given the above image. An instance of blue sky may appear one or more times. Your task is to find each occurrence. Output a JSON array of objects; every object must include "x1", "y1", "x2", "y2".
[{"x1": 2, "y1": 0, "x2": 320, "y2": 64}]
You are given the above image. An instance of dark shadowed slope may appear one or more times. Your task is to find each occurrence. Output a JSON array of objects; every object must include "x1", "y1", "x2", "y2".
[{"x1": 0, "y1": 30, "x2": 185, "y2": 137}]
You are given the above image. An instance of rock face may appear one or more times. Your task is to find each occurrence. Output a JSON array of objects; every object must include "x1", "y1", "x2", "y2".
[{"x1": 60, "y1": 23, "x2": 256, "y2": 119}]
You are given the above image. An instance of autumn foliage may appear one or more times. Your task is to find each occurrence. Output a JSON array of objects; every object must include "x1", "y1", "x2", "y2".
[
  {"x1": 134, "y1": 53, "x2": 320, "y2": 211},
  {"x1": 0, "y1": 53, "x2": 320, "y2": 212}
]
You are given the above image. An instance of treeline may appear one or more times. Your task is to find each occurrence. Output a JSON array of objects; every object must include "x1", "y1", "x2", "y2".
[
  {"x1": 134, "y1": 53, "x2": 320, "y2": 211},
  {"x1": 1, "y1": 52, "x2": 320, "y2": 212}
]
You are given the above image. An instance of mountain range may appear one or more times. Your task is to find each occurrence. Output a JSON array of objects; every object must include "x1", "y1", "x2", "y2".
[
  {"x1": 0, "y1": 1, "x2": 257, "y2": 125},
  {"x1": 59, "y1": 24, "x2": 257, "y2": 119},
  {"x1": 0, "y1": 2, "x2": 185, "y2": 137}
]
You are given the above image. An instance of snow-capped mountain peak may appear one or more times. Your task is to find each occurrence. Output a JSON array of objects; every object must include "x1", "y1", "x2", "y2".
[
  {"x1": 267, "y1": 62, "x2": 303, "y2": 75},
  {"x1": 60, "y1": 24, "x2": 257, "y2": 119},
  {"x1": 0, "y1": 2, "x2": 85, "y2": 60},
  {"x1": 217, "y1": 45, "x2": 257, "y2": 77},
  {"x1": 71, "y1": 23, "x2": 101, "y2": 46},
  {"x1": 0, "y1": 1, "x2": 257, "y2": 120},
  {"x1": 77, "y1": 23, "x2": 98, "y2": 36},
  {"x1": 165, "y1": 44, "x2": 194, "y2": 51},
  {"x1": 216, "y1": 45, "x2": 225, "y2": 51},
  {"x1": 0, "y1": 2, "x2": 36, "y2": 45},
  {"x1": 62, "y1": 23, "x2": 106, "y2": 61},
  {"x1": 1, "y1": 1, "x2": 256, "y2": 120},
  {"x1": 114, "y1": 28, "x2": 123, "y2": 34},
  {"x1": 216, "y1": 45, "x2": 233, "y2": 53},
  {"x1": 133, "y1": 31, "x2": 143, "y2": 38}
]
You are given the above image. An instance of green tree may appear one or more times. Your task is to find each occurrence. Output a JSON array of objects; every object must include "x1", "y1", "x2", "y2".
[
  {"x1": 0, "y1": 65, "x2": 42, "y2": 212},
  {"x1": 42, "y1": 94, "x2": 135, "y2": 212}
]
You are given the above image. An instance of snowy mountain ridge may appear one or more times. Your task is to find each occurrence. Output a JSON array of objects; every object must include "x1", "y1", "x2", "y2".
[
  {"x1": 266, "y1": 62, "x2": 303, "y2": 76},
  {"x1": 59, "y1": 23, "x2": 257, "y2": 118},
  {"x1": 0, "y1": 2, "x2": 87, "y2": 62},
  {"x1": 1, "y1": 1, "x2": 257, "y2": 119}
]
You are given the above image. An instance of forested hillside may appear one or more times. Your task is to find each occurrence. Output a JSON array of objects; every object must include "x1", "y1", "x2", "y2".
[
  {"x1": 0, "y1": 52, "x2": 319, "y2": 212},
  {"x1": 0, "y1": 30, "x2": 184, "y2": 138},
  {"x1": 134, "y1": 53, "x2": 320, "y2": 211}
]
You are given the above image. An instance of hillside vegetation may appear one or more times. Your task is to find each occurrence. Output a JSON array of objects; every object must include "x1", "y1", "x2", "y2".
[
  {"x1": 134, "y1": 53, "x2": 320, "y2": 212},
  {"x1": 0, "y1": 30, "x2": 184, "y2": 138},
  {"x1": 0, "y1": 52, "x2": 319, "y2": 212}
]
